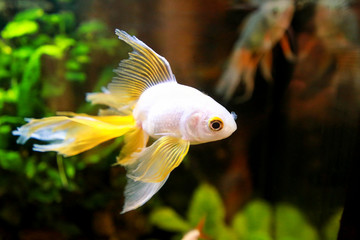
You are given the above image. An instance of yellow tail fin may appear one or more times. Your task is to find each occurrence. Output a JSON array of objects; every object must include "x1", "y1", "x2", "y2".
[{"x1": 13, "y1": 113, "x2": 136, "y2": 157}]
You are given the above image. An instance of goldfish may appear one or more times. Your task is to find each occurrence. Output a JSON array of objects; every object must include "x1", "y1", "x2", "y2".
[
  {"x1": 217, "y1": 0, "x2": 295, "y2": 102},
  {"x1": 13, "y1": 29, "x2": 237, "y2": 213}
]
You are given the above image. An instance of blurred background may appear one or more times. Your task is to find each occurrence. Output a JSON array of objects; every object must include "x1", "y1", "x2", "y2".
[{"x1": 0, "y1": 0, "x2": 359, "y2": 239}]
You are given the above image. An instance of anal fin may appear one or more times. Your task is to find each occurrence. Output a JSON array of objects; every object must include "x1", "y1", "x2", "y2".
[{"x1": 121, "y1": 175, "x2": 169, "y2": 214}]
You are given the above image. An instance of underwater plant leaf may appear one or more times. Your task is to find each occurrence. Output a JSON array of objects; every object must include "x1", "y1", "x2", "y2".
[
  {"x1": 0, "y1": 125, "x2": 11, "y2": 134},
  {"x1": 70, "y1": 43, "x2": 90, "y2": 56},
  {"x1": 36, "y1": 45, "x2": 64, "y2": 58},
  {"x1": 0, "y1": 150, "x2": 23, "y2": 171},
  {"x1": 18, "y1": 45, "x2": 63, "y2": 116},
  {"x1": 322, "y1": 208, "x2": 343, "y2": 240},
  {"x1": 25, "y1": 158, "x2": 37, "y2": 179},
  {"x1": 76, "y1": 55, "x2": 90, "y2": 64},
  {"x1": 187, "y1": 184, "x2": 225, "y2": 238},
  {"x1": 0, "y1": 115, "x2": 24, "y2": 125},
  {"x1": 13, "y1": 47, "x2": 34, "y2": 59},
  {"x1": 66, "y1": 59, "x2": 81, "y2": 71},
  {"x1": 32, "y1": 34, "x2": 52, "y2": 47},
  {"x1": 64, "y1": 159, "x2": 76, "y2": 179},
  {"x1": 276, "y1": 203, "x2": 319, "y2": 240},
  {"x1": 150, "y1": 207, "x2": 191, "y2": 233},
  {"x1": 0, "y1": 87, "x2": 18, "y2": 108},
  {"x1": 0, "y1": 40, "x2": 12, "y2": 55},
  {"x1": 232, "y1": 199, "x2": 273, "y2": 239},
  {"x1": 231, "y1": 212, "x2": 248, "y2": 238},
  {"x1": 217, "y1": 225, "x2": 238, "y2": 240},
  {"x1": 1, "y1": 20, "x2": 39, "y2": 39},
  {"x1": 65, "y1": 71, "x2": 86, "y2": 82},
  {"x1": 0, "y1": 69, "x2": 10, "y2": 79},
  {"x1": 97, "y1": 38, "x2": 120, "y2": 54},
  {"x1": 77, "y1": 20, "x2": 107, "y2": 36},
  {"x1": 0, "y1": 125, "x2": 11, "y2": 148},
  {"x1": 57, "y1": 12, "x2": 76, "y2": 31},
  {"x1": 55, "y1": 35, "x2": 76, "y2": 51},
  {"x1": 14, "y1": 8, "x2": 44, "y2": 21},
  {"x1": 40, "y1": 12, "x2": 75, "y2": 33}
]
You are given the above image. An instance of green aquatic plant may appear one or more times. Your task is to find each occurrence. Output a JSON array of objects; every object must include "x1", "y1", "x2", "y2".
[
  {"x1": 150, "y1": 184, "x2": 236, "y2": 240},
  {"x1": 151, "y1": 183, "x2": 341, "y2": 240},
  {"x1": 232, "y1": 199, "x2": 273, "y2": 240},
  {"x1": 0, "y1": 6, "x2": 123, "y2": 237}
]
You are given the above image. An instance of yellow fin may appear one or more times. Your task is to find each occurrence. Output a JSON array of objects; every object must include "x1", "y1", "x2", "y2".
[
  {"x1": 107, "y1": 30, "x2": 176, "y2": 105},
  {"x1": 13, "y1": 114, "x2": 136, "y2": 157},
  {"x1": 125, "y1": 136, "x2": 190, "y2": 183},
  {"x1": 117, "y1": 127, "x2": 149, "y2": 166},
  {"x1": 86, "y1": 92, "x2": 133, "y2": 115}
]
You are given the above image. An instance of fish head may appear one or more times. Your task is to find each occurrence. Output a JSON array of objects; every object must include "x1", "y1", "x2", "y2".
[
  {"x1": 183, "y1": 100, "x2": 237, "y2": 144},
  {"x1": 262, "y1": 0, "x2": 294, "y2": 28}
]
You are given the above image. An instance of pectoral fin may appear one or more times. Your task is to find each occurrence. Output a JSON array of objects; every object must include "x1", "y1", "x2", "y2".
[{"x1": 125, "y1": 136, "x2": 190, "y2": 183}]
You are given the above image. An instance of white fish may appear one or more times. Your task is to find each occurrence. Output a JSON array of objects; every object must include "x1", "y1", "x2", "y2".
[
  {"x1": 13, "y1": 29, "x2": 237, "y2": 213},
  {"x1": 217, "y1": 0, "x2": 295, "y2": 102}
]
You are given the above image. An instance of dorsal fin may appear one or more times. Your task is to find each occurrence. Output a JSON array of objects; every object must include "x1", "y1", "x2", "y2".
[{"x1": 108, "y1": 29, "x2": 176, "y2": 104}]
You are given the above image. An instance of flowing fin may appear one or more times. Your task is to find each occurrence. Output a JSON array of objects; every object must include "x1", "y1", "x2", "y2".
[
  {"x1": 216, "y1": 50, "x2": 244, "y2": 101},
  {"x1": 117, "y1": 127, "x2": 149, "y2": 165},
  {"x1": 121, "y1": 175, "x2": 169, "y2": 214},
  {"x1": 217, "y1": 49, "x2": 258, "y2": 102},
  {"x1": 280, "y1": 34, "x2": 296, "y2": 62},
  {"x1": 86, "y1": 92, "x2": 133, "y2": 115},
  {"x1": 13, "y1": 113, "x2": 136, "y2": 157},
  {"x1": 125, "y1": 136, "x2": 190, "y2": 183},
  {"x1": 260, "y1": 51, "x2": 273, "y2": 82},
  {"x1": 108, "y1": 29, "x2": 176, "y2": 105}
]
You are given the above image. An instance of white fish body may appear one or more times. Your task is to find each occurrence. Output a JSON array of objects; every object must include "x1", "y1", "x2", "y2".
[{"x1": 135, "y1": 82, "x2": 236, "y2": 143}]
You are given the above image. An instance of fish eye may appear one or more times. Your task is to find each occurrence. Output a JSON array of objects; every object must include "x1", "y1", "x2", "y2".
[{"x1": 208, "y1": 117, "x2": 223, "y2": 131}]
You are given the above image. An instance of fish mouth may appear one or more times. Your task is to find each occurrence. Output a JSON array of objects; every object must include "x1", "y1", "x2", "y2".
[{"x1": 231, "y1": 111, "x2": 237, "y2": 120}]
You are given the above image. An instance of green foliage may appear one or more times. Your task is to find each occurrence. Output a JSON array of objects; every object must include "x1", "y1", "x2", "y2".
[
  {"x1": 1, "y1": 20, "x2": 39, "y2": 39},
  {"x1": 150, "y1": 184, "x2": 237, "y2": 239},
  {"x1": 0, "y1": 150, "x2": 23, "y2": 171},
  {"x1": 0, "y1": 5, "x2": 124, "y2": 238},
  {"x1": 322, "y1": 209, "x2": 343, "y2": 240},
  {"x1": 232, "y1": 199, "x2": 273, "y2": 240},
  {"x1": 14, "y1": 8, "x2": 45, "y2": 21},
  {"x1": 150, "y1": 184, "x2": 335, "y2": 240},
  {"x1": 187, "y1": 184, "x2": 231, "y2": 238},
  {"x1": 0, "y1": 8, "x2": 121, "y2": 116},
  {"x1": 275, "y1": 204, "x2": 319, "y2": 240},
  {"x1": 150, "y1": 207, "x2": 191, "y2": 232}
]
